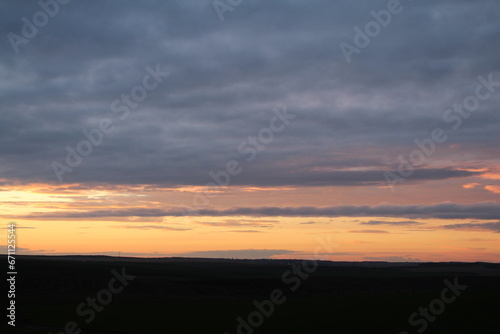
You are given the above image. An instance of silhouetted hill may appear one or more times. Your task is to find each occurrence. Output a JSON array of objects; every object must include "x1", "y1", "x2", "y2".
[{"x1": 2, "y1": 255, "x2": 499, "y2": 333}]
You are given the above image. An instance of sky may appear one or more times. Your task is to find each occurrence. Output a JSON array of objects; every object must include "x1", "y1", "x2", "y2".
[{"x1": 0, "y1": 0, "x2": 499, "y2": 262}]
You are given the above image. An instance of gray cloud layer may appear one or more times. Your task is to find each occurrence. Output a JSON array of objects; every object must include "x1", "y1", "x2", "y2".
[
  {"x1": 1, "y1": 0, "x2": 499, "y2": 186},
  {"x1": 360, "y1": 220, "x2": 423, "y2": 226},
  {"x1": 443, "y1": 222, "x2": 500, "y2": 233},
  {"x1": 15, "y1": 202, "x2": 500, "y2": 220}
]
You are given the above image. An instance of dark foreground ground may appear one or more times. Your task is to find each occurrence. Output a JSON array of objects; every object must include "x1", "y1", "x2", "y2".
[{"x1": 2, "y1": 255, "x2": 500, "y2": 334}]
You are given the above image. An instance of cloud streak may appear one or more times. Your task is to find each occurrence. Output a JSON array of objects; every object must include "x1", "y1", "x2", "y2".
[
  {"x1": 360, "y1": 220, "x2": 424, "y2": 226},
  {"x1": 11, "y1": 202, "x2": 500, "y2": 220},
  {"x1": 442, "y1": 222, "x2": 500, "y2": 233},
  {"x1": 171, "y1": 249, "x2": 297, "y2": 259},
  {"x1": 111, "y1": 225, "x2": 191, "y2": 231},
  {"x1": 349, "y1": 230, "x2": 390, "y2": 234}
]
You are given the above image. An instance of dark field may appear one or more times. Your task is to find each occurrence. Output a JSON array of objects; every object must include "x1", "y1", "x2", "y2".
[{"x1": 2, "y1": 255, "x2": 500, "y2": 334}]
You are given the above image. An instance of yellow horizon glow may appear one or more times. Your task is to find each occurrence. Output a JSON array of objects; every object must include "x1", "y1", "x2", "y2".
[{"x1": 1, "y1": 182, "x2": 499, "y2": 262}]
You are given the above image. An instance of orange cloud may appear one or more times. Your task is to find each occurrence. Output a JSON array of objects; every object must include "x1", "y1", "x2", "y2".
[
  {"x1": 463, "y1": 183, "x2": 481, "y2": 189},
  {"x1": 481, "y1": 173, "x2": 500, "y2": 180},
  {"x1": 485, "y1": 185, "x2": 500, "y2": 194}
]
